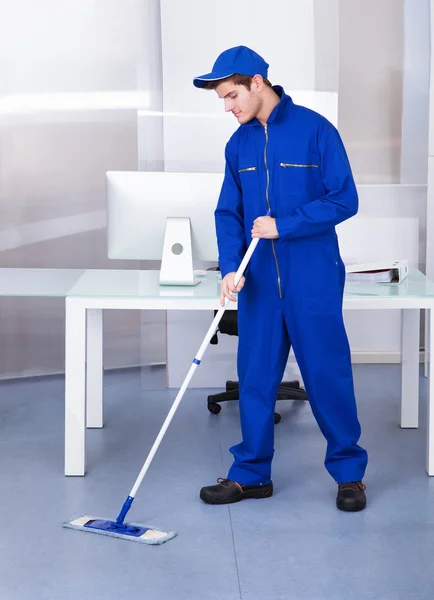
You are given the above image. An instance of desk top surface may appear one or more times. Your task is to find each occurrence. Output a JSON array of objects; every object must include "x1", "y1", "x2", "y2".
[{"x1": 0, "y1": 268, "x2": 433, "y2": 301}]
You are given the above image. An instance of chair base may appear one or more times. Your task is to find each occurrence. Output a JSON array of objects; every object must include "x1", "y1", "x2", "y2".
[{"x1": 207, "y1": 380, "x2": 308, "y2": 424}]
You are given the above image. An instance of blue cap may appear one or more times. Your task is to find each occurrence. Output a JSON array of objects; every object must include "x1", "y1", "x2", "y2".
[{"x1": 193, "y1": 46, "x2": 269, "y2": 88}]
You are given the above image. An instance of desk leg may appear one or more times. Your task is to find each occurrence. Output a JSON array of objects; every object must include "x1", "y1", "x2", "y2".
[
  {"x1": 427, "y1": 308, "x2": 434, "y2": 475},
  {"x1": 65, "y1": 299, "x2": 86, "y2": 476},
  {"x1": 401, "y1": 309, "x2": 420, "y2": 428},
  {"x1": 86, "y1": 309, "x2": 103, "y2": 428}
]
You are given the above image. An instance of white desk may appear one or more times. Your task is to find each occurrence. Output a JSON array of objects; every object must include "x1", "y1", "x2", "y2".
[
  {"x1": 63, "y1": 269, "x2": 434, "y2": 477},
  {"x1": 0, "y1": 268, "x2": 431, "y2": 477}
]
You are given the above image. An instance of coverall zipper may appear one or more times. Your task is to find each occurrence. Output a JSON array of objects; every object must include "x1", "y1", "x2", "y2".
[{"x1": 264, "y1": 124, "x2": 282, "y2": 298}]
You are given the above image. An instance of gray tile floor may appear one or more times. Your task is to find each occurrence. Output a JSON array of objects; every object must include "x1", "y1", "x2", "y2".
[{"x1": 1, "y1": 364, "x2": 434, "y2": 599}]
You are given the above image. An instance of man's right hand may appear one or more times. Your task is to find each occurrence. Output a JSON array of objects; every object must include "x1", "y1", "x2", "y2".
[{"x1": 220, "y1": 272, "x2": 245, "y2": 306}]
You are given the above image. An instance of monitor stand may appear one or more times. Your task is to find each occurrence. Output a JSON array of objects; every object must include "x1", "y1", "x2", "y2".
[{"x1": 159, "y1": 217, "x2": 200, "y2": 286}]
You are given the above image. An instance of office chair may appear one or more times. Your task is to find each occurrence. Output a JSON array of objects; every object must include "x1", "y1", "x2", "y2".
[{"x1": 207, "y1": 296, "x2": 308, "y2": 424}]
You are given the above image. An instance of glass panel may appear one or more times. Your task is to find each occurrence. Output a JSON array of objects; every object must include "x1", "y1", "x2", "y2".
[
  {"x1": 0, "y1": 268, "x2": 84, "y2": 297},
  {"x1": 68, "y1": 269, "x2": 222, "y2": 299},
  {"x1": 0, "y1": 1, "x2": 154, "y2": 377}
]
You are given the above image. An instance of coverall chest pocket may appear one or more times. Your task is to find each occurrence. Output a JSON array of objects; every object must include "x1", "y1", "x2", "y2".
[
  {"x1": 279, "y1": 160, "x2": 320, "y2": 196},
  {"x1": 238, "y1": 165, "x2": 261, "y2": 196}
]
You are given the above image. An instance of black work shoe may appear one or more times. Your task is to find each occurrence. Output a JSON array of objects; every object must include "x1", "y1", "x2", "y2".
[
  {"x1": 200, "y1": 478, "x2": 273, "y2": 505},
  {"x1": 336, "y1": 481, "x2": 367, "y2": 512}
]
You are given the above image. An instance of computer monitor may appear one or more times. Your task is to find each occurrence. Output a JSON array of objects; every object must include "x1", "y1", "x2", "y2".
[{"x1": 106, "y1": 171, "x2": 223, "y2": 285}]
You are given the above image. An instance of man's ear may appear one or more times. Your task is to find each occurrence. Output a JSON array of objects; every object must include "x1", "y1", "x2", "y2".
[{"x1": 251, "y1": 74, "x2": 264, "y2": 91}]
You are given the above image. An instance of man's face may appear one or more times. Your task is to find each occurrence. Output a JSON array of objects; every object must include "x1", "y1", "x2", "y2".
[{"x1": 215, "y1": 80, "x2": 261, "y2": 125}]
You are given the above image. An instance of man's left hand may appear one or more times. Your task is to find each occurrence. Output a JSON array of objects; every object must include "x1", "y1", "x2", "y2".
[{"x1": 251, "y1": 216, "x2": 279, "y2": 239}]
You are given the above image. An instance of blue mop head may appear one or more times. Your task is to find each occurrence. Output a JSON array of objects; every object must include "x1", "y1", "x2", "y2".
[{"x1": 63, "y1": 516, "x2": 177, "y2": 545}]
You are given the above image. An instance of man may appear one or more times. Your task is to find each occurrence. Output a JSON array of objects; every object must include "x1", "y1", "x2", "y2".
[{"x1": 193, "y1": 46, "x2": 368, "y2": 511}]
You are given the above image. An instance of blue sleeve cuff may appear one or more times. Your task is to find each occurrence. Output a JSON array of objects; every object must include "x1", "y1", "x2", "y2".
[
  {"x1": 275, "y1": 217, "x2": 290, "y2": 241},
  {"x1": 219, "y1": 263, "x2": 241, "y2": 279}
]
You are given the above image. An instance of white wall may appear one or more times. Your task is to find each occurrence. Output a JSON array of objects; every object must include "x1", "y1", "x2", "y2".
[
  {"x1": 400, "y1": 0, "x2": 430, "y2": 184},
  {"x1": 160, "y1": 0, "x2": 316, "y2": 172},
  {"x1": 314, "y1": 0, "x2": 339, "y2": 92},
  {"x1": 338, "y1": 0, "x2": 404, "y2": 184},
  {"x1": 425, "y1": 1, "x2": 434, "y2": 281}
]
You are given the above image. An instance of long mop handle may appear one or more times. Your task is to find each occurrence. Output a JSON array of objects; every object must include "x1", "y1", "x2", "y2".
[{"x1": 116, "y1": 233, "x2": 263, "y2": 524}]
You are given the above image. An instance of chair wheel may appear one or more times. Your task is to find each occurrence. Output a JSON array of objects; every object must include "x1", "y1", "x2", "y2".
[
  {"x1": 274, "y1": 412, "x2": 281, "y2": 424},
  {"x1": 208, "y1": 403, "x2": 221, "y2": 415}
]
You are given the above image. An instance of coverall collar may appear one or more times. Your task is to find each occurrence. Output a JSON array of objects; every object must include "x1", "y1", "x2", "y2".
[{"x1": 243, "y1": 85, "x2": 293, "y2": 127}]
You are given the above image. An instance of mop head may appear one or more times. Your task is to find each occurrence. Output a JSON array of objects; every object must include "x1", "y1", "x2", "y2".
[{"x1": 63, "y1": 516, "x2": 177, "y2": 545}]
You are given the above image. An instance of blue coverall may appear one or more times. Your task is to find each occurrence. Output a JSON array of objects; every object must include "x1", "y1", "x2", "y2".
[{"x1": 215, "y1": 87, "x2": 368, "y2": 486}]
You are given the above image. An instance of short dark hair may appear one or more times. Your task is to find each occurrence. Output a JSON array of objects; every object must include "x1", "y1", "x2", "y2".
[{"x1": 201, "y1": 74, "x2": 272, "y2": 91}]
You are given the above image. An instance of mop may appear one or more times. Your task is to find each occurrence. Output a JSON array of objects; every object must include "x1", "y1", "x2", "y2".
[{"x1": 63, "y1": 228, "x2": 265, "y2": 545}]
